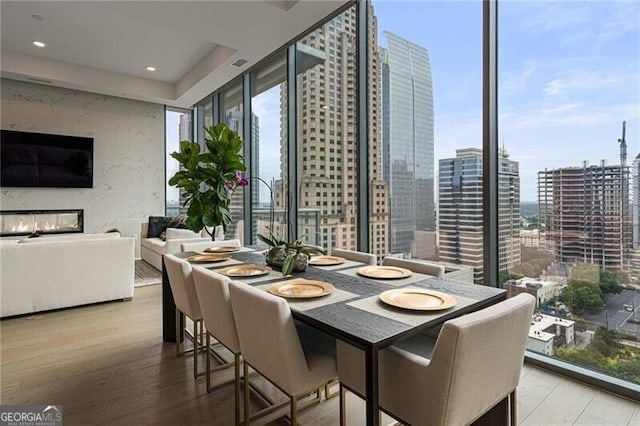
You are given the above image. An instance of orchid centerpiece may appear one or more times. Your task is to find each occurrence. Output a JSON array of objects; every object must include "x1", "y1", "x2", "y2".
[{"x1": 253, "y1": 177, "x2": 324, "y2": 276}]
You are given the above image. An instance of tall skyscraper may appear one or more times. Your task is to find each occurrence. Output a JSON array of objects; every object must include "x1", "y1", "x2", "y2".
[
  {"x1": 538, "y1": 161, "x2": 631, "y2": 272},
  {"x1": 439, "y1": 148, "x2": 520, "y2": 283},
  {"x1": 275, "y1": 4, "x2": 389, "y2": 259},
  {"x1": 381, "y1": 31, "x2": 435, "y2": 257}
]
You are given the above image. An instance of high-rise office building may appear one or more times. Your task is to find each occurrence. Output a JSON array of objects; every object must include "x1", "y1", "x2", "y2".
[
  {"x1": 439, "y1": 147, "x2": 520, "y2": 283},
  {"x1": 275, "y1": 5, "x2": 389, "y2": 259},
  {"x1": 538, "y1": 161, "x2": 631, "y2": 272},
  {"x1": 381, "y1": 31, "x2": 435, "y2": 257}
]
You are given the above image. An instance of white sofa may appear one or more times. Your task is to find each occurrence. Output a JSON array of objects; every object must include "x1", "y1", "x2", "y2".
[
  {"x1": 0, "y1": 232, "x2": 135, "y2": 318},
  {"x1": 140, "y1": 223, "x2": 214, "y2": 270}
]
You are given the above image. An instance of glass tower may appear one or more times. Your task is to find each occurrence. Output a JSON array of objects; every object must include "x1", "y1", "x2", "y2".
[{"x1": 381, "y1": 31, "x2": 435, "y2": 257}]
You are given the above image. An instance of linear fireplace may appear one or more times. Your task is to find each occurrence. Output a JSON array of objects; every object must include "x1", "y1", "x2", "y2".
[{"x1": 0, "y1": 209, "x2": 84, "y2": 237}]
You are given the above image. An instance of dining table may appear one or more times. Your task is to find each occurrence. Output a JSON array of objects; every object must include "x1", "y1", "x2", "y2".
[{"x1": 161, "y1": 247, "x2": 507, "y2": 426}]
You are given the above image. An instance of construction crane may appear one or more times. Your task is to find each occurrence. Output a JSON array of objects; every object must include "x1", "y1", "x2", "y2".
[{"x1": 619, "y1": 120, "x2": 627, "y2": 167}]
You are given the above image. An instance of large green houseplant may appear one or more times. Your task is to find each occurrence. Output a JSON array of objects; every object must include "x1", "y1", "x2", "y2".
[{"x1": 168, "y1": 123, "x2": 247, "y2": 240}]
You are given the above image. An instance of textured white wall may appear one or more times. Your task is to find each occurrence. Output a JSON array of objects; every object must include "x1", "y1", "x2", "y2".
[{"x1": 1, "y1": 79, "x2": 165, "y2": 257}]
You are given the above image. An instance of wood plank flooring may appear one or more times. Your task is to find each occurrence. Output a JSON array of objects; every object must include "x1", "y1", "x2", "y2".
[{"x1": 1, "y1": 285, "x2": 638, "y2": 425}]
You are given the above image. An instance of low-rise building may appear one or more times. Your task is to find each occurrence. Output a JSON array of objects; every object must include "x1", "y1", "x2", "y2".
[
  {"x1": 520, "y1": 229, "x2": 540, "y2": 248},
  {"x1": 526, "y1": 313, "x2": 575, "y2": 356},
  {"x1": 505, "y1": 277, "x2": 564, "y2": 307}
]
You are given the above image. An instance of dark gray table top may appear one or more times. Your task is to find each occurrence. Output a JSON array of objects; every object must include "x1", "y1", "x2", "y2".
[{"x1": 180, "y1": 249, "x2": 506, "y2": 350}]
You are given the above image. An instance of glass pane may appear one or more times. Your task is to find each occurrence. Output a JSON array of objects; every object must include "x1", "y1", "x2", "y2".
[
  {"x1": 296, "y1": 5, "x2": 358, "y2": 253},
  {"x1": 374, "y1": 0, "x2": 481, "y2": 281},
  {"x1": 500, "y1": 1, "x2": 640, "y2": 384},
  {"x1": 195, "y1": 98, "x2": 213, "y2": 144},
  {"x1": 165, "y1": 109, "x2": 192, "y2": 216},
  {"x1": 251, "y1": 53, "x2": 288, "y2": 244},
  {"x1": 220, "y1": 80, "x2": 245, "y2": 242}
]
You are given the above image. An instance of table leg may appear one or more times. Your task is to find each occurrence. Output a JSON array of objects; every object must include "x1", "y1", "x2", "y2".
[
  {"x1": 365, "y1": 346, "x2": 380, "y2": 426},
  {"x1": 162, "y1": 256, "x2": 183, "y2": 342}
]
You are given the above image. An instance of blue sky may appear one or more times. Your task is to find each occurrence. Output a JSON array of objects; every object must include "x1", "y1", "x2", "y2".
[{"x1": 375, "y1": 0, "x2": 639, "y2": 201}]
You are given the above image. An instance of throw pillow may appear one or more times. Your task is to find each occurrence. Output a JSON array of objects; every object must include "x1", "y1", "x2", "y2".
[
  {"x1": 167, "y1": 213, "x2": 189, "y2": 229},
  {"x1": 147, "y1": 216, "x2": 172, "y2": 238}
]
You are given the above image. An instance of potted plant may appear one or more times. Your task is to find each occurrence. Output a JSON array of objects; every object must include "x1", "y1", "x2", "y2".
[
  {"x1": 253, "y1": 177, "x2": 324, "y2": 276},
  {"x1": 258, "y1": 230, "x2": 324, "y2": 276},
  {"x1": 168, "y1": 123, "x2": 247, "y2": 240}
]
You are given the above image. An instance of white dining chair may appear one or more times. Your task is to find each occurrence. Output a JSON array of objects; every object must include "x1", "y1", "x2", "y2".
[
  {"x1": 338, "y1": 293, "x2": 536, "y2": 426},
  {"x1": 192, "y1": 266, "x2": 242, "y2": 425},
  {"x1": 228, "y1": 280, "x2": 338, "y2": 425},
  {"x1": 180, "y1": 239, "x2": 242, "y2": 252},
  {"x1": 330, "y1": 248, "x2": 377, "y2": 265},
  {"x1": 164, "y1": 253, "x2": 206, "y2": 379},
  {"x1": 382, "y1": 256, "x2": 445, "y2": 278}
]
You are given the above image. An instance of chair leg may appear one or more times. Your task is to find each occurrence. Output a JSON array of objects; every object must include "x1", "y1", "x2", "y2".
[
  {"x1": 235, "y1": 353, "x2": 241, "y2": 426},
  {"x1": 193, "y1": 320, "x2": 199, "y2": 379},
  {"x1": 205, "y1": 333, "x2": 211, "y2": 392},
  {"x1": 290, "y1": 396, "x2": 298, "y2": 426},
  {"x1": 175, "y1": 308, "x2": 182, "y2": 357},
  {"x1": 510, "y1": 389, "x2": 517, "y2": 426},
  {"x1": 243, "y1": 361, "x2": 250, "y2": 425},
  {"x1": 339, "y1": 383, "x2": 346, "y2": 426}
]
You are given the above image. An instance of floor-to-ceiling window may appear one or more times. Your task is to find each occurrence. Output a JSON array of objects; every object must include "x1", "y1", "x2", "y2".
[
  {"x1": 191, "y1": 0, "x2": 638, "y2": 394},
  {"x1": 373, "y1": 0, "x2": 482, "y2": 281},
  {"x1": 195, "y1": 98, "x2": 213, "y2": 144},
  {"x1": 250, "y1": 53, "x2": 288, "y2": 244},
  {"x1": 220, "y1": 79, "x2": 245, "y2": 242},
  {"x1": 499, "y1": 0, "x2": 640, "y2": 385},
  {"x1": 165, "y1": 107, "x2": 192, "y2": 216},
  {"x1": 296, "y1": 5, "x2": 359, "y2": 253}
]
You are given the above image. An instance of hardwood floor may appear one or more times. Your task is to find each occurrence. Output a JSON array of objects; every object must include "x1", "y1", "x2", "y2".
[{"x1": 1, "y1": 285, "x2": 638, "y2": 425}]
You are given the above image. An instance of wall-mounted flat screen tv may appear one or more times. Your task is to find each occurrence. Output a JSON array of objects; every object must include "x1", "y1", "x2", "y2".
[{"x1": 1, "y1": 129, "x2": 94, "y2": 188}]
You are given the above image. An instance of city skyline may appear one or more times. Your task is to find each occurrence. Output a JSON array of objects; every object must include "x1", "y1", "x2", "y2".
[
  {"x1": 375, "y1": 0, "x2": 639, "y2": 202},
  {"x1": 170, "y1": 0, "x2": 638, "y2": 205}
]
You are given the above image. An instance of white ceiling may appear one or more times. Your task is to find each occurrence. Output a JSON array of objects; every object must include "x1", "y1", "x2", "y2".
[{"x1": 0, "y1": 0, "x2": 350, "y2": 108}]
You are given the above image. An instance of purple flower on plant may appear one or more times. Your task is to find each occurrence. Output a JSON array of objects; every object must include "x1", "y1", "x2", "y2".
[
  {"x1": 235, "y1": 171, "x2": 249, "y2": 187},
  {"x1": 225, "y1": 171, "x2": 249, "y2": 191}
]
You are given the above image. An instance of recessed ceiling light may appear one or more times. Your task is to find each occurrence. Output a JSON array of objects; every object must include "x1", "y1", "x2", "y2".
[
  {"x1": 33, "y1": 41, "x2": 46, "y2": 48},
  {"x1": 145, "y1": 66, "x2": 156, "y2": 72}
]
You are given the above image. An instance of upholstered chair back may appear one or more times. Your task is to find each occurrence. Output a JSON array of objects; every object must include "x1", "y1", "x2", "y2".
[
  {"x1": 380, "y1": 293, "x2": 535, "y2": 426},
  {"x1": 228, "y1": 280, "x2": 313, "y2": 396},
  {"x1": 382, "y1": 257, "x2": 445, "y2": 279},
  {"x1": 192, "y1": 266, "x2": 241, "y2": 354},
  {"x1": 330, "y1": 248, "x2": 376, "y2": 265},
  {"x1": 164, "y1": 254, "x2": 202, "y2": 320}
]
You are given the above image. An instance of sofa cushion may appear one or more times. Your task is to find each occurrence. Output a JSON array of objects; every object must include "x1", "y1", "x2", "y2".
[
  {"x1": 165, "y1": 227, "x2": 201, "y2": 240},
  {"x1": 141, "y1": 237, "x2": 166, "y2": 251},
  {"x1": 146, "y1": 214, "x2": 190, "y2": 238}
]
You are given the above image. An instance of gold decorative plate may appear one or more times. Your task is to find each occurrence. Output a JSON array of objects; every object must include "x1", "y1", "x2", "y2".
[
  {"x1": 219, "y1": 264, "x2": 271, "y2": 277},
  {"x1": 268, "y1": 279, "x2": 335, "y2": 299},
  {"x1": 379, "y1": 288, "x2": 457, "y2": 311},
  {"x1": 186, "y1": 253, "x2": 231, "y2": 263},
  {"x1": 204, "y1": 246, "x2": 239, "y2": 254},
  {"x1": 357, "y1": 266, "x2": 412, "y2": 279},
  {"x1": 308, "y1": 255, "x2": 346, "y2": 266}
]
